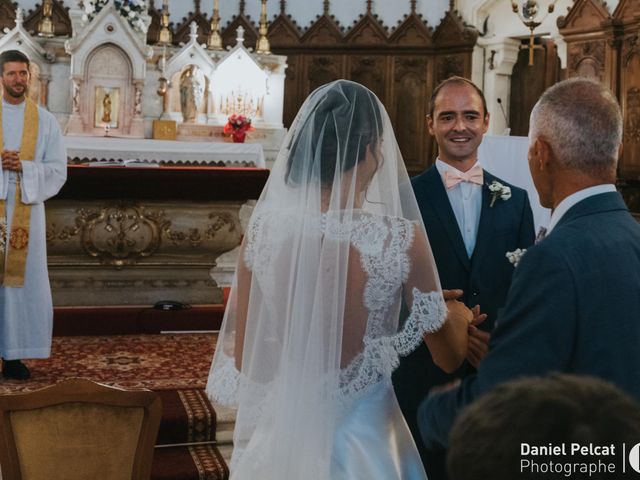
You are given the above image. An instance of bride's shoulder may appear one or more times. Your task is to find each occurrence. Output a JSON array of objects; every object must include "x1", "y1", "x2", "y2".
[
  {"x1": 358, "y1": 212, "x2": 416, "y2": 233},
  {"x1": 352, "y1": 212, "x2": 417, "y2": 251}
]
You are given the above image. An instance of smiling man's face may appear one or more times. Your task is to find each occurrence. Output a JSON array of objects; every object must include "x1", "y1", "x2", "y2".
[{"x1": 427, "y1": 82, "x2": 489, "y2": 169}]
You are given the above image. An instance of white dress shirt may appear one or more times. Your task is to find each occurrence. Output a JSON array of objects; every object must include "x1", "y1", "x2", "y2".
[
  {"x1": 546, "y1": 184, "x2": 616, "y2": 234},
  {"x1": 435, "y1": 159, "x2": 483, "y2": 257}
]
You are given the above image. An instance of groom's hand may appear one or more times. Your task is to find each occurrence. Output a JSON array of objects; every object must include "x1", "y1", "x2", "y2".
[
  {"x1": 442, "y1": 289, "x2": 464, "y2": 301},
  {"x1": 467, "y1": 305, "x2": 490, "y2": 368},
  {"x1": 442, "y1": 289, "x2": 472, "y2": 325}
]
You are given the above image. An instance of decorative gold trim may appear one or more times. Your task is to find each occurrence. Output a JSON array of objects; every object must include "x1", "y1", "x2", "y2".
[{"x1": 0, "y1": 98, "x2": 39, "y2": 286}]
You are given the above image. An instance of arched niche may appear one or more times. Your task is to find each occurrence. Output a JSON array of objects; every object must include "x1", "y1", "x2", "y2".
[
  {"x1": 211, "y1": 47, "x2": 268, "y2": 123},
  {"x1": 85, "y1": 44, "x2": 133, "y2": 135},
  {"x1": 64, "y1": 3, "x2": 150, "y2": 137}
]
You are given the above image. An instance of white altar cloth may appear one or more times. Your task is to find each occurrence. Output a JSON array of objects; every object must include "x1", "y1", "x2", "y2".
[
  {"x1": 479, "y1": 135, "x2": 551, "y2": 232},
  {"x1": 64, "y1": 136, "x2": 266, "y2": 168}
]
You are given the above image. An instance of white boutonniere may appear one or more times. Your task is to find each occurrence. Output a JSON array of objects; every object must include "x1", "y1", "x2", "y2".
[
  {"x1": 506, "y1": 248, "x2": 526, "y2": 267},
  {"x1": 487, "y1": 180, "x2": 511, "y2": 207}
]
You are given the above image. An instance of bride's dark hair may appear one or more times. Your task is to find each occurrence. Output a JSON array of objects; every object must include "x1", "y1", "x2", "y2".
[{"x1": 285, "y1": 80, "x2": 383, "y2": 186}]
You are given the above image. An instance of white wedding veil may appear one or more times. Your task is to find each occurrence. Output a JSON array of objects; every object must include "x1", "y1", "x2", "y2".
[{"x1": 206, "y1": 80, "x2": 444, "y2": 478}]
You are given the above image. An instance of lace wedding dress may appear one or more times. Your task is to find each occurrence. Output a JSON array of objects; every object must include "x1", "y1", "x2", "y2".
[
  {"x1": 208, "y1": 210, "x2": 445, "y2": 479},
  {"x1": 205, "y1": 80, "x2": 449, "y2": 479}
]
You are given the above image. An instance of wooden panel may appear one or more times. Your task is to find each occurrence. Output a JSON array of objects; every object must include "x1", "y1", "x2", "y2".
[
  {"x1": 558, "y1": 0, "x2": 640, "y2": 210},
  {"x1": 0, "y1": 0, "x2": 17, "y2": 32},
  {"x1": 620, "y1": 37, "x2": 640, "y2": 178},
  {"x1": 22, "y1": 0, "x2": 72, "y2": 37},
  {"x1": 349, "y1": 55, "x2": 387, "y2": 103},
  {"x1": 305, "y1": 55, "x2": 343, "y2": 96},
  {"x1": 266, "y1": 8, "x2": 476, "y2": 175},
  {"x1": 392, "y1": 56, "x2": 430, "y2": 175},
  {"x1": 509, "y1": 39, "x2": 561, "y2": 137},
  {"x1": 282, "y1": 54, "x2": 302, "y2": 128}
]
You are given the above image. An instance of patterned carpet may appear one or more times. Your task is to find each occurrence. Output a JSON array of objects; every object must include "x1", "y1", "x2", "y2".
[{"x1": 0, "y1": 333, "x2": 217, "y2": 394}]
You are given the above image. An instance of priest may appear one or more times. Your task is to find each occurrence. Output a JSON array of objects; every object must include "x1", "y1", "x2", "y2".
[{"x1": 0, "y1": 49, "x2": 67, "y2": 380}]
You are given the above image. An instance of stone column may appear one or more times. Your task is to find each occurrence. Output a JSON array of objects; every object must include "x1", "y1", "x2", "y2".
[
  {"x1": 65, "y1": 76, "x2": 86, "y2": 135},
  {"x1": 477, "y1": 37, "x2": 520, "y2": 135},
  {"x1": 130, "y1": 80, "x2": 145, "y2": 137}
]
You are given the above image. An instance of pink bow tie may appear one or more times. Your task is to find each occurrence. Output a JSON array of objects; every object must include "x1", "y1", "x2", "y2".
[{"x1": 444, "y1": 165, "x2": 484, "y2": 190}]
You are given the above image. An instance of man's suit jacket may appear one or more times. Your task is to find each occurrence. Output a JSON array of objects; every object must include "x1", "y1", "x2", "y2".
[
  {"x1": 418, "y1": 191, "x2": 640, "y2": 449},
  {"x1": 394, "y1": 166, "x2": 534, "y2": 413},
  {"x1": 393, "y1": 165, "x2": 534, "y2": 462}
]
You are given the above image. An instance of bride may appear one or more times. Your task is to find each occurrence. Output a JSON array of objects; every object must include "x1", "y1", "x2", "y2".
[{"x1": 206, "y1": 80, "x2": 472, "y2": 479}]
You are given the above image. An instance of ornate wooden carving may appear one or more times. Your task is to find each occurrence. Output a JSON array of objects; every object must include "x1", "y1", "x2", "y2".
[
  {"x1": 435, "y1": 55, "x2": 465, "y2": 84},
  {"x1": 569, "y1": 40, "x2": 607, "y2": 79},
  {"x1": 22, "y1": 0, "x2": 72, "y2": 37},
  {"x1": 264, "y1": 5, "x2": 475, "y2": 175},
  {"x1": 349, "y1": 55, "x2": 386, "y2": 101},
  {"x1": 433, "y1": 9, "x2": 477, "y2": 48},
  {"x1": 559, "y1": 0, "x2": 640, "y2": 208},
  {"x1": 300, "y1": 14, "x2": 343, "y2": 46},
  {"x1": 307, "y1": 55, "x2": 342, "y2": 94},
  {"x1": 392, "y1": 56, "x2": 430, "y2": 172},
  {"x1": 344, "y1": 13, "x2": 388, "y2": 46},
  {"x1": 221, "y1": 15, "x2": 258, "y2": 50},
  {"x1": 388, "y1": 13, "x2": 433, "y2": 47},
  {"x1": 267, "y1": 14, "x2": 300, "y2": 48},
  {"x1": 556, "y1": 0, "x2": 611, "y2": 33},
  {"x1": 145, "y1": 0, "x2": 162, "y2": 45},
  {"x1": 0, "y1": 0, "x2": 17, "y2": 32},
  {"x1": 173, "y1": 7, "x2": 210, "y2": 46},
  {"x1": 612, "y1": 0, "x2": 639, "y2": 25}
]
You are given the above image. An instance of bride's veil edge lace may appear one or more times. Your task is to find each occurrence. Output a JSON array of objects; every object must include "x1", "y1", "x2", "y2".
[{"x1": 205, "y1": 79, "x2": 445, "y2": 478}]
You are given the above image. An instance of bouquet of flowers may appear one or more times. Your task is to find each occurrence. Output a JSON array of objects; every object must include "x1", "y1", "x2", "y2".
[{"x1": 223, "y1": 114, "x2": 254, "y2": 143}]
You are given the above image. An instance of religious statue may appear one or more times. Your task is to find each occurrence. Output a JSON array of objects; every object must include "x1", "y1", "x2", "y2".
[
  {"x1": 179, "y1": 65, "x2": 203, "y2": 123},
  {"x1": 134, "y1": 86, "x2": 142, "y2": 116},
  {"x1": 72, "y1": 79, "x2": 80, "y2": 113},
  {"x1": 102, "y1": 92, "x2": 112, "y2": 123}
]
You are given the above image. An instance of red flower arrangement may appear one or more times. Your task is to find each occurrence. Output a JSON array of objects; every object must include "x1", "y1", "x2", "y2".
[{"x1": 223, "y1": 114, "x2": 254, "y2": 143}]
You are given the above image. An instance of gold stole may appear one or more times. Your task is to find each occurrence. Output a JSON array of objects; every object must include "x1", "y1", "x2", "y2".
[{"x1": 0, "y1": 99, "x2": 39, "y2": 287}]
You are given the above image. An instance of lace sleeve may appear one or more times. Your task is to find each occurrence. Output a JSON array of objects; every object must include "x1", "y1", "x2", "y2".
[
  {"x1": 393, "y1": 288, "x2": 446, "y2": 356},
  {"x1": 243, "y1": 214, "x2": 261, "y2": 271},
  {"x1": 339, "y1": 288, "x2": 446, "y2": 400},
  {"x1": 206, "y1": 351, "x2": 240, "y2": 406}
]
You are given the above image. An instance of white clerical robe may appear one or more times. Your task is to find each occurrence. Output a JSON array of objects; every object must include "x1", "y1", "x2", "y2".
[{"x1": 0, "y1": 100, "x2": 67, "y2": 359}]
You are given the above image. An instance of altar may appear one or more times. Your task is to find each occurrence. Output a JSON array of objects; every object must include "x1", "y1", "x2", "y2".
[
  {"x1": 65, "y1": 135, "x2": 266, "y2": 167},
  {"x1": 0, "y1": 1, "x2": 291, "y2": 309},
  {"x1": 46, "y1": 165, "x2": 268, "y2": 307}
]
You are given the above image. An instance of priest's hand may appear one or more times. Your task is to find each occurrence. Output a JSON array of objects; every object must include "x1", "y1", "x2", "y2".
[
  {"x1": 466, "y1": 305, "x2": 489, "y2": 369},
  {"x1": 1, "y1": 150, "x2": 22, "y2": 172}
]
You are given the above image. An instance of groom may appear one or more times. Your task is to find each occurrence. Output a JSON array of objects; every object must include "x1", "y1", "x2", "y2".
[
  {"x1": 393, "y1": 77, "x2": 534, "y2": 479},
  {"x1": 418, "y1": 78, "x2": 640, "y2": 459}
]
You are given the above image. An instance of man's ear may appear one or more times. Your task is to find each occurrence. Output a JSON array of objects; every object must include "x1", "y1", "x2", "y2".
[
  {"x1": 482, "y1": 112, "x2": 490, "y2": 134},
  {"x1": 536, "y1": 137, "x2": 552, "y2": 170},
  {"x1": 426, "y1": 114, "x2": 434, "y2": 136}
]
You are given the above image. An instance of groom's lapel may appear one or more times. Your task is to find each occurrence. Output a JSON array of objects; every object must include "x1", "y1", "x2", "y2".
[
  {"x1": 423, "y1": 168, "x2": 471, "y2": 271},
  {"x1": 472, "y1": 170, "x2": 496, "y2": 266}
]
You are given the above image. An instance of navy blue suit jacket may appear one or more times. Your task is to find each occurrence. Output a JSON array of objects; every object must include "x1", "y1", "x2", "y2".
[
  {"x1": 419, "y1": 191, "x2": 640, "y2": 448},
  {"x1": 393, "y1": 166, "x2": 535, "y2": 441}
]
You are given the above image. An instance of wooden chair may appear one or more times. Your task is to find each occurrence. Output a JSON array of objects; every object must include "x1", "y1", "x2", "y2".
[{"x1": 0, "y1": 378, "x2": 161, "y2": 480}]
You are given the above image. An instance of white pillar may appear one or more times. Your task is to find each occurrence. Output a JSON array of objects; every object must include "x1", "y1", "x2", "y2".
[{"x1": 477, "y1": 37, "x2": 520, "y2": 135}]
